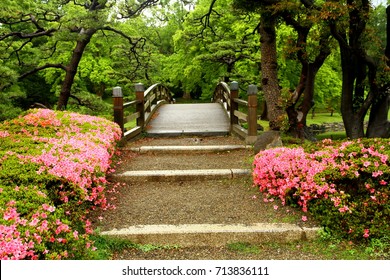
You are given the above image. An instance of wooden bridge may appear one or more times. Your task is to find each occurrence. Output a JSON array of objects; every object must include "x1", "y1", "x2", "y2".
[{"x1": 112, "y1": 81, "x2": 259, "y2": 143}]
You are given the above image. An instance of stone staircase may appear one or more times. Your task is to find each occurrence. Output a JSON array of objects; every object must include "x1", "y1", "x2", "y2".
[{"x1": 98, "y1": 136, "x2": 319, "y2": 247}]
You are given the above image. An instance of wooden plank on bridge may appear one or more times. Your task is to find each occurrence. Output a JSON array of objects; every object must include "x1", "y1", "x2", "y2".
[{"x1": 146, "y1": 103, "x2": 230, "y2": 137}]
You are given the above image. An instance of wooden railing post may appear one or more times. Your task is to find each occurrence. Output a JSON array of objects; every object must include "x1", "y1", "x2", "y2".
[
  {"x1": 230, "y1": 81, "x2": 239, "y2": 126},
  {"x1": 113, "y1": 86, "x2": 124, "y2": 136},
  {"x1": 247, "y1": 84, "x2": 258, "y2": 144},
  {"x1": 135, "y1": 83, "x2": 145, "y2": 128}
]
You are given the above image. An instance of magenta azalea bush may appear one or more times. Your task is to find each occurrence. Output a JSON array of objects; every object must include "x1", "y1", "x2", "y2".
[
  {"x1": 253, "y1": 138, "x2": 390, "y2": 241},
  {"x1": 0, "y1": 109, "x2": 121, "y2": 259}
]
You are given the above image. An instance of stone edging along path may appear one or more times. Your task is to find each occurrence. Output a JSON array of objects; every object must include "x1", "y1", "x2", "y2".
[{"x1": 101, "y1": 223, "x2": 319, "y2": 248}]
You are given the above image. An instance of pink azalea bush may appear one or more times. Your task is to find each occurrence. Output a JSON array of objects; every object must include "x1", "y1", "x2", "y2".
[
  {"x1": 0, "y1": 109, "x2": 121, "y2": 259},
  {"x1": 253, "y1": 138, "x2": 390, "y2": 241}
]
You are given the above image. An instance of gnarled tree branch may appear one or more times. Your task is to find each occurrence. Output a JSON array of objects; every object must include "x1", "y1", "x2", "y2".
[{"x1": 18, "y1": 64, "x2": 67, "y2": 80}]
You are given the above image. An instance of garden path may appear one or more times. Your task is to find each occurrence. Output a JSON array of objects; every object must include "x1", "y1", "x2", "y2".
[{"x1": 90, "y1": 135, "x2": 320, "y2": 258}]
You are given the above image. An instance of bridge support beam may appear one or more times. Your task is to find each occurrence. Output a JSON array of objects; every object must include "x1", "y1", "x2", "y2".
[
  {"x1": 135, "y1": 83, "x2": 145, "y2": 128},
  {"x1": 113, "y1": 86, "x2": 124, "y2": 137},
  {"x1": 230, "y1": 81, "x2": 239, "y2": 127}
]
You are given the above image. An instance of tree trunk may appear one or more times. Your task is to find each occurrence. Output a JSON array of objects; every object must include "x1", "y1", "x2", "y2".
[
  {"x1": 300, "y1": 64, "x2": 317, "y2": 125},
  {"x1": 286, "y1": 64, "x2": 307, "y2": 138},
  {"x1": 300, "y1": 64, "x2": 318, "y2": 141},
  {"x1": 286, "y1": 64, "x2": 319, "y2": 141},
  {"x1": 259, "y1": 14, "x2": 284, "y2": 130},
  {"x1": 386, "y1": 6, "x2": 390, "y2": 60},
  {"x1": 340, "y1": 55, "x2": 365, "y2": 138},
  {"x1": 286, "y1": 44, "x2": 330, "y2": 140},
  {"x1": 366, "y1": 88, "x2": 390, "y2": 138},
  {"x1": 366, "y1": 6, "x2": 390, "y2": 138},
  {"x1": 57, "y1": 29, "x2": 96, "y2": 110},
  {"x1": 329, "y1": 1, "x2": 375, "y2": 139},
  {"x1": 260, "y1": 100, "x2": 268, "y2": 120},
  {"x1": 333, "y1": 24, "x2": 369, "y2": 139}
]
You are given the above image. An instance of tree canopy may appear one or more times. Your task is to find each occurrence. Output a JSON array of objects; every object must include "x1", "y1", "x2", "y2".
[{"x1": 0, "y1": 0, "x2": 389, "y2": 138}]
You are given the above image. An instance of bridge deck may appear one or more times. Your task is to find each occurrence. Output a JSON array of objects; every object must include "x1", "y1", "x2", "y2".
[{"x1": 146, "y1": 103, "x2": 230, "y2": 137}]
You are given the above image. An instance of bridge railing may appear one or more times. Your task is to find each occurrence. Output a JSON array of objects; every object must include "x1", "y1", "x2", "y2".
[
  {"x1": 113, "y1": 83, "x2": 174, "y2": 140},
  {"x1": 212, "y1": 81, "x2": 258, "y2": 144}
]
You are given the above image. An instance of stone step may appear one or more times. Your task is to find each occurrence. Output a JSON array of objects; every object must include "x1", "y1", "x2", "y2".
[
  {"x1": 101, "y1": 223, "x2": 320, "y2": 247},
  {"x1": 112, "y1": 169, "x2": 252, "y2": 182},
  {"x1": 127, "y1": 145, "x2": 252, "y2": 153}
]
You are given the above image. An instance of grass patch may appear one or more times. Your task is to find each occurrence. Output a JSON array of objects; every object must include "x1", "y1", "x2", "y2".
[
  {"x1": 306, "y1": 113, "x2": 343, "y2": 125},
  {"x1": 227, "y1": 242, "x2": 262, "y2": 254},
  {"x1": 90, "y1": 234, "x2": 139, "y2": 259},
  {"x1": 232, "y1": 232, "x2": 390, "y2": 260},
  {"x1": 91, "y1": 234, "x2": 180, "y2": 259},
  {"x1": 300, "y1": 230, "x2": 390, "y2": 260},
  {"x1": 315, "y1": 131, "x2": 347, "y2": 140},
  {"x1": 92, "y1": 234, "x2": 389, "y2": 260},
  {"x1": 136, "y1": 244, "x2": 180, "y2": 252}
]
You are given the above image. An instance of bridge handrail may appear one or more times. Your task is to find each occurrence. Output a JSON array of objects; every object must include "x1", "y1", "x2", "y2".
[
  {"x1": 212, "y1": 81, "x2": 258, "y2": 144},
  {"x1": 113, "y1": 83, "x2": 174, "y2": 140}
]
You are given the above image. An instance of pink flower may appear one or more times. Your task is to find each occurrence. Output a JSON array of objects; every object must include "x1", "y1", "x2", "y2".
[
  {"x1": 73, "y1": 231, "x2": 79, "y2": 239},
  {"x1": 273, "y1": 205, "x2": 278, "y2": 210},
  {"x1": 55, "y1": 223, "x2": 70, "y2": 235},
  {"x1": 363, "y1": 229, "x2": 370, "y2": 238},
  {"x1": 38, "y1": 220, "x2": 49, "y2": 232},
  {"x1": 3, "y1": 207, "x2": 19, "y2": 221},
  {"x1": 42, "y1": 204, "x2": 55, "y2": 213},
  {"x1": 0, "y1": 130, "x2": 10, "y2": 138},
  {"x1": 331, "y1": 197, "x2": 341, "y2": 207},
  {"x1": 338, "y1": 206, "x2": 350, "y2": 213},
  {"x1": 33, "y1": 233, "x2": 42, "y2": 244},
  {"x1": 29, "y1": 218, "x2": 39, "y2": 227},
  {"x1": 372, "y1": 170, "x2": 383, "y2": 177},
  {"x1": 6, "y1": 200, "x2": 16, "y2": 207},
  {"x1": 302, "y1": 216, "x2": 307, "y2": 222},
  {"x1": 36, "y1": 191, "x2": 47, "y2": 198}
]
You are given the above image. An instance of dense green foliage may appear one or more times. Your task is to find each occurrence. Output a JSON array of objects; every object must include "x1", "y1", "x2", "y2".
[{"x1": 1, "y1": 1, "x2": 388, "y2": 129}]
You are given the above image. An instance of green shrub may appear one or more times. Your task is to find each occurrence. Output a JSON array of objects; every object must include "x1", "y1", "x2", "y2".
[
  {"x1": 309, "y1": 139, "x2": 390, "y2": 241},
  {"x1": 0, "y1": 109, "x2": 121, "y2": 259},
  {"x1": 253, "y1": 138, "x2": 390, "y2": 242}
]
